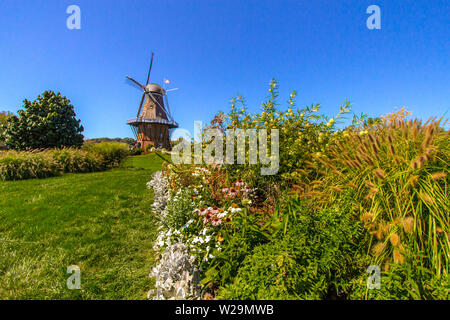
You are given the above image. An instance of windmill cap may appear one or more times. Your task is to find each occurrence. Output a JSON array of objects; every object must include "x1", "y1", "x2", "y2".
[{"x1": 146, "y1": 83, "x2": 164, "y2": 94}]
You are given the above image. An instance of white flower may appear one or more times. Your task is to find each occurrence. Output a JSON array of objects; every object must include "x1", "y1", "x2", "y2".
[{"x1": 218, "y1": 212, "x2": 227, "y2": 218}]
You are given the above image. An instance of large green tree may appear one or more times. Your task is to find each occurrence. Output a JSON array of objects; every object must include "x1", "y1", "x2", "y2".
[
  {"x1": 1, "y1": 91, "x2": 84, "y2": 150},
  {"x1": 0, "y1": 111, "x2": 12, "y2": 149}
]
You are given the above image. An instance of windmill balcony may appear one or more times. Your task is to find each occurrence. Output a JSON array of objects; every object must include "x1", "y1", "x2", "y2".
[{"x1": 127, "y1": 118, "x2": 179, "y2": 129}]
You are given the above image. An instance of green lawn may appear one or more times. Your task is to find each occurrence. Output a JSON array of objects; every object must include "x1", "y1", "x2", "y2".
[{"x1": 0, "y1": 154, "x2": 163, "y2": 299}]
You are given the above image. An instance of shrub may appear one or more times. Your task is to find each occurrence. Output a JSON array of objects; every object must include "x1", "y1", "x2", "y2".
[
  {"x1": 349, "y1": 250, "x2": 449, "y2": 300},
  {"x1": 0, "y1": 150, "x2": 62, "y2": 180},
  {"x1": 311, "y1": 112, "x2": 449, "y2": 278},
  {"x1": 83, "y1": 142, "x2": 130, "y2": 168},
  {"x1": 216, "y1": 80, "x2": 351, "y2": 196},
  {"x1": 0, "y1": 143, "x2": 130, "y2": 181},
  {"x1": 217, "y1": 197, "x2": 365, "y2": 299},
  {"x1": 1, "y1": 91, "x2": 84, "y2": 150}
]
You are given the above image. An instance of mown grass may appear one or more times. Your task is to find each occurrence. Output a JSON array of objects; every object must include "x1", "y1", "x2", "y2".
[{"x1": 0, "y1": 153, "x2": 163, "y2": 299}]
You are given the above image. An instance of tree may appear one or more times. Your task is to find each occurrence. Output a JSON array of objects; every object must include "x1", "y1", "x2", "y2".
[
  {"x1": 1, "y1": 91, "x2": 84, "y2": 150},
  {"x1": 0, "y1": 111, "x2": 12, "y2": 149}
]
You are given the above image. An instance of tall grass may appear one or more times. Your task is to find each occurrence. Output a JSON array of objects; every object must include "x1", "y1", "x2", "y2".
[
  {"x1": 314, "y1": 114, "x2": 449, "y2": 277},
  {"x1": 0, "y1": 142, "x2": 130, "y2": 181}
]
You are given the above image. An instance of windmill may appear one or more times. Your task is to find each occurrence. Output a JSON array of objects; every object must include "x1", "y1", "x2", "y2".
[{"x1": 126, "y1": 53, "x2": 178, "y2": 150}]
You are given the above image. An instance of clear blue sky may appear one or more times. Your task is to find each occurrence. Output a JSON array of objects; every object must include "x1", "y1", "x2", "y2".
[{"x1": 0, "y1": 0, "x2": 449, "y2": 139}]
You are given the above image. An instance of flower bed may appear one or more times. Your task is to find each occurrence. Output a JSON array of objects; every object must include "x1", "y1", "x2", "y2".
[{"x1": 147, "y1": 81, "x2": 449, "y2": 300}]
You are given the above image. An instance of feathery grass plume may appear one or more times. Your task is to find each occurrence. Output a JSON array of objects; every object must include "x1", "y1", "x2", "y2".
[
  {"x1": 295, "y1": 168, "x2": 308, "y2": 175},
  {"x1": 382, "y1": 222, "x2": 392, "y2": 234},
  {"x1": 419, "y1": 191, "x2": 434, "y2": 205},
  {"x1": 402, "y1": 217, "x2": 414, "y2": 234},
  {"x1": 347, "y1": 182, "x2": 358, "y2": 189},
  {"x1": 411, "y1": 121, "x2": 419, "y2": 140},
  {"x1": 361, "y1": 153, "x2": 374, "y2": 165},
  {"x1": 307, "y1": 190, "x2": 325, "y2": 197},
  {"x1": 416, "y1": 156, "x2": 426, "y2": 169},
  {"x1": 424, "y1": 147, "x2": 435, "y2": 162},
  {"x1": 408, "y1": 175, "x2": 419, "y2": 188},
  {"x1": 304, "y1": 160, "x2": 317, "y2": 169},
  {"x1": 365, "y1": 187, "x2": 378, "y2": 201},
  {"x1": 401, "y1": 121, "x2": 409, "y2": 140},
  {"x1": 389, "y1": 233, "x2": 401, "y2": 247},
  {"x1": 365, "y1": 181, "x2": 376, "y2": 188},
  {"x1": 353, "y1": 158, "x2": 363, "y2": 170},
  {"x1": 368, "y1": 133, "x2": 375, "y2": 145},
  {"x1": 436, "y1": 227, "x2": 444, "y2": 234},
  {"x1": 375, "y1": 228, "x2": 384, "y2": 240},
  {"x1": 384, "y1": 262, "x2": 390, "y2": 272},
  {"x1": 330, "y1": 186, "x2": 344, "y2": 193},
  {"x1": 355, "y1": 155, "x2": 364, "y2": 167},
  {"x1": 345, "y1": 160, "x2": 356, "y2": 169},
  {"x1": 393, "y1": 248, "x2": 405, "y2": 264},
  {"x1": 372, "y1": 242, "x2": 386, "y2": 256},
  {"x1": 430, "y1": 172, "x2": 447, "y2": 180},
  {"x1": 422, "y1": 124, "x2": 435, "y2": 149},
  {"x1": 370, "y1": 143, "x2": 379, "y2": 160},
  {"x1": 373, "y1": 168, "x2": 386, "y2": 180},
  {"x1": 360, "y1": 212, "x2": 374, "y2": 222},
  {"x1": 410, "y1": 160, "x2": 418, "y2": 170}
]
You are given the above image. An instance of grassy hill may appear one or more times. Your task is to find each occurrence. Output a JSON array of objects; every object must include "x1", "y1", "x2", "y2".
[{"x1": 0, "y1": 154, "x2": 163, "y2": 299}]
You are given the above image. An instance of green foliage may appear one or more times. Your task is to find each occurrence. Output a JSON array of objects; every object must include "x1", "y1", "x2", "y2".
[
  {"x1": 218, "y1": 198, "x2": 365, "y2": 299},
  {"x1": 163, "y1": 187, "x2": 199, "y2": 229},
  {"x1": 216, "y1": 79, "x2": 351, "y2": 196},
  {"x1": 349, "y1": 250, "x2": 449, "y2": 300},
  {"x1": 201, "y1": 206, "x2": 269, "y2": 291},
  {"x1": 0, "y1": 142, "x2": 130, "y2": 181},
  {"x1": 84, "y1": 137, "x2": 135, "y2": 145},
  {"x1": 1, "y1": 91, "x2": 84, "y2": 150},
  {"x1": 83, "y1": 142, "x2": 130, "y2": 168}
]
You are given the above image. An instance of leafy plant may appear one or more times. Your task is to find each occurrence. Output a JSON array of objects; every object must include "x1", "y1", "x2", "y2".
[
  {"x1": 218, "y1": 197, "x2": 365, "y2": 299},
  {"x1": 1, "y1": 91, "x2": 84, "y2": 150}
]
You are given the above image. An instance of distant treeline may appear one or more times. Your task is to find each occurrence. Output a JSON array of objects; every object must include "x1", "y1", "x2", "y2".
[{"x1": 84, "y1": 137, "x2": 136, "y2": 145}]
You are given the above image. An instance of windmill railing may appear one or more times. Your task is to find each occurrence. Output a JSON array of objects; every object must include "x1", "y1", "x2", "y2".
[{"x1": 127, "y1": 118, "x2": 179, "y2": 128}]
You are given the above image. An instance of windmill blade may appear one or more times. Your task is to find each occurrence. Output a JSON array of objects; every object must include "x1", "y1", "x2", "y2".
[
  {"x1": 126, "y1": 75, "x2": 147, "y2": 91},
  {"x1": 163, "y1": 94, "x2": 174, "y2": 122},
  {"x1": 165, "y1": 88, "x2": 179, "y2": 92},
  {"x1": 145, "y1": 53, "x2": 154, "y2": 86},
  {"x1": 136, "y1": 92, "x2": 146, "y2": 118}
]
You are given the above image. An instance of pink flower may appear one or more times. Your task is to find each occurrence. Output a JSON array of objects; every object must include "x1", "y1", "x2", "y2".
[
  {"x1": 210, "y1": 206, "x2": 219, "y2": 215},
  {"x1": 211, "y1": 216, "x2": 222, "y2": 226},
  {"x1": 235, "y1": 180, "x2": 245, "y2": 188},
  {"x1": 198, "y1": 208, "x2": 208, "y2": 216},
  {"x1": 221, "y1": 187, "x2": 229, "y2": 193}
]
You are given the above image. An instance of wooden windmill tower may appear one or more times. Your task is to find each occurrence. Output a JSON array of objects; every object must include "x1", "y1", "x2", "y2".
[{"x1": 126, "y1": 53, "x2": 178, "y2": 150}]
